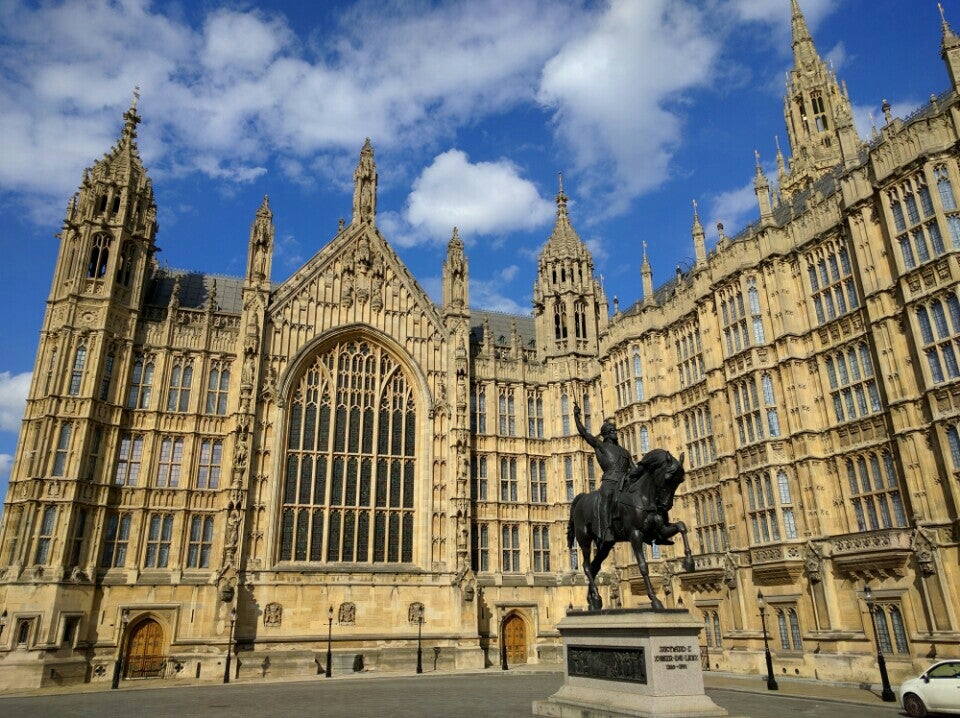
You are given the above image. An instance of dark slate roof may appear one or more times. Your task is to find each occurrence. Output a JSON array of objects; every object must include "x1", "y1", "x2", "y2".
[
  {"x1": 147, "y1": 269, "x2": 250, "y2": 314},
  {"x1": 470, "y1": 309, "x2": 537, "y2": 349}
]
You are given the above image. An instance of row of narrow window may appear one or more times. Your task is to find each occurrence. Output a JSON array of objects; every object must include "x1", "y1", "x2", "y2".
[
  {"x1": 472, "y1": 388, "x2": 592, "y2": 437},
  {"x1": 48, "y1": 345, "x2": 231, "y2": 416}
]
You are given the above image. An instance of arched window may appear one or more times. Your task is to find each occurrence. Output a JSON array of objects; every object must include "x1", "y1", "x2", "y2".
[
  {"x1": 34, "y1": 506, "x2": 57, "y2": 564},
  {"x1": 127, "y1": 355, "x2": 154, "y2": 410},
  {"x1": 69, "y1": 344, "x2": 86, "y2": 396},
  {"x1": 936, "y1": 165, "x2": 956, "y2": 211},
  {"x1": 87, "y1": 234, "x2": 111, "y2": 279},
  {"x1": 947, "y1": 424, "x2": 960, "y2": 468},
  {"x1": 712, "y1": 612, "x2": 722, "y2": 647},
  {"x1": 280, "y1": 339, "x2": 416, "y2": 564},
  {"x1": 554, "y1": 307, "x2": 568, "y2": 340},
  {"x1": 889, "y1": 606, "x2": 909, "y2": 654},
  {"x1": 116, "y1": 241, "x2": 134, "y2": 287},
  {"x1": 52, "y1": 423, "x2": 72, "y2": 476},
  {"x1": 776, "y1": 609, "x2": 790, "y2": 650},
  {"x1": 561, "y1": 393, "x2": 570, "y2": 434}
]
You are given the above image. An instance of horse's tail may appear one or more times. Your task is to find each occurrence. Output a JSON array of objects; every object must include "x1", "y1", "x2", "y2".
[{"x1": 567, "y1": 493, "x2": 585, "y2": 548}]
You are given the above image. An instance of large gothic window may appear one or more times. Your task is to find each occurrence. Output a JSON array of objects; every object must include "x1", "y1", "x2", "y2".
[{"x1": 280, "y1": 340, "x2": 416, "y2": 565}]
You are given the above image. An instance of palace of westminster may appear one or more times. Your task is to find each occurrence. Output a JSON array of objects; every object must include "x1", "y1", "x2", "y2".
[{"x1": 2, "y1": 0, "x2": 960, "y2": 691}]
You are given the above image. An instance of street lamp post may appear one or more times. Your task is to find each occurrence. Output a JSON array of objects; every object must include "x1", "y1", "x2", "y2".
[
  {"x1": 325, "y1": 606, "x2": 333, "y2": 678},
  {"x1": 756, "y1": 592, "x2": 779, "y2": 691},
  {"x1": 499, "y1": 607, "x2": 508, "y2": 671},
  {"x1": 224, "y1": 606, "x2": 237, "y2": 684},
  {"x1": 863, "y1": 584, "x2": 896, "y2": 702},
  {"x1": 416, "y1": 604, "x2": 424, "y2": 674},
  {"x1": 111, "y1": 610, "x2": 130, "y2": 690}
]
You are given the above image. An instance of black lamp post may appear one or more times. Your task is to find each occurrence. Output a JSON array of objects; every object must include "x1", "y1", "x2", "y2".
[
  {"x1": 416, "y1": 604, "x2": 424, "y2": 674},
  {"x1": 223, "y1": 606, "x2": 237, "y2": 684},
  {"x1": 325, "y1": 606, "x2": 333, "y2": 678},
  {"x1": 499, "y1": 607, "x2": 508, "y2": 671},
  {"x1": 756, "y1": 592, "x2": 778, "y2": 691},
  {"x1": 111, "y1": 610, "x2": 130, "y2": 690},
  {"x1": 863, "y1": 584, "x2": 896, "y2": 702}
]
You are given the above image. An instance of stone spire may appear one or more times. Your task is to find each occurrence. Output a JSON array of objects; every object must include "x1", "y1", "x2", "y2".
[
  {"x1": 780, "y1": 0, "x2": 858, "y2": 197},
  {"x1": 790, "y1": 0, "x2": 817, "y2": 68},
  {"x1": 641, "y1": 241, "x2": 654, "y2": 306},
  {"x1": 692, "y1": 200, "x2": 706, "y2": 268},
  {"x1": 754, "y1": 150, "x2": 773, "y2": 222},
  {"x1": 49, "y1": 92, "x2": 157, "y2": 307},
  {"x1": 940, "y1": 3, "x2": 960, "y2": 92},
  {"x1": 545, "y1": 172, "x2": 581, "y2": 253},
  {"x1": 352, "y1": 138, "x2": 377, "y2": 225}
]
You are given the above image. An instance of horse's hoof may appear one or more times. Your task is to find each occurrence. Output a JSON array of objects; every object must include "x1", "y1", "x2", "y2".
[
  {"x1": 651, "y1": 598, "x2": 664, "y2": 611},
  {"x1": 682, "y1": 557, "x2": 695, "y2": 572}
]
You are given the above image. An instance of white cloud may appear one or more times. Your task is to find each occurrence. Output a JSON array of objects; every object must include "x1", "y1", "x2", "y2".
[
  {"x1": 405, "y1": 150, "x2": 554, "y2": 243},
  {"x1": 538, "y1": 0, "x2": 720, "y2": 213},
  {"x1": 825, "y1": 41, "x2": 848, "y2": 72},
  {"x1": 0, "y1": 0, "x2": 582, "y2": 210},
  {"x1": 706, "y1": 167, "x2": 778, "y2": 239},
  {"x1": 201, "y1": 10, "x2": 291, "y2": 74},
  {"x1": 470, "y1": 278, "x2": 528, "y2": 315},
  {"x1": 0, "y1": 371, "x2": 30, "y2": 434}
]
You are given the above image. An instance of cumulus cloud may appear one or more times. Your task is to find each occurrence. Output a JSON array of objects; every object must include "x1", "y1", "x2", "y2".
[
  {"x1": 0, "y1": 0, "x2": 846, "y2": 236},
  {"x1": 537, "y1": 1, "x2": 720, "y2": 214},
  {"x1": 0, "y1": 371, "x2": 30, "y2": 434},
  {"x1": 0, "y1": 0, "x2": 581, "y2": 208},
  {"x1": 201, "y1": 10, "x2": 291, "y2": 74},
  {"x1": 708, "y1": 175, "x2": 762, "y2": 238},
  {"x1": 471, "y1": 265, "x2": 529, "y2": 315},
  {"x1": 405, "y1": 150, "x2": 554, "y2": 243}
]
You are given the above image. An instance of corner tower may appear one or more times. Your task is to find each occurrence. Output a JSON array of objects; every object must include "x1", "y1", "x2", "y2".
[
  {"x1": 532, "y1": 176, "x2": 607, "y2": 360},
  {"x1": 780, "y1": 0, "x2": 860, "y2": 198}
]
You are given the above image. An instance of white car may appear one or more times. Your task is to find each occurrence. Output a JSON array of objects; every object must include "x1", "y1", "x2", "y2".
[{"x1": 900, "y1": 660, "x2": 960, "y2": 717}]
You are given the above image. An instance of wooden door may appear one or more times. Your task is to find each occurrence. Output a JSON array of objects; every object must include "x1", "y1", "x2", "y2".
[
  {"x1": 504, "y1": 615, "x2": 527, "y2": 665},
  {"x1": 125, "y1": 619, "x2": 165, "y2": 678}
]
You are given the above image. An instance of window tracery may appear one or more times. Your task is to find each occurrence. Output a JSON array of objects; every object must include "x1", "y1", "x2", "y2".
[{"x1": 281, "y1": 340, "x2": 416, "y2": 564}]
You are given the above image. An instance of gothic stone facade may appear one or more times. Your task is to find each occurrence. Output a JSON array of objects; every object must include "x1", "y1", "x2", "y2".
[{"x1": 1, "y1": 1, "x2": 959, "y2": 691}]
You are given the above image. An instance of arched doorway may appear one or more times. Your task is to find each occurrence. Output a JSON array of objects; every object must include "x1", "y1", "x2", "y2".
[
  {"x1": 503, "y1": 614, "x2": 527, "y2": 665},
  {"x1": 124, "y1": 619, "x2": 165, "y2": 679}
]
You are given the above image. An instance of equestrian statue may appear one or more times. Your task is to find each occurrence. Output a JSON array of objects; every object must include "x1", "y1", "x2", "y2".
[{"x1": 567, "y1": 404, "x2": 695, "y2": 611}]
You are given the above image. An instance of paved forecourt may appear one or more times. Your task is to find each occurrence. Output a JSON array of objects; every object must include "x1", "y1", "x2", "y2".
[{"x1": 0, "y1": 670, "x2": 905, "y2": 718}]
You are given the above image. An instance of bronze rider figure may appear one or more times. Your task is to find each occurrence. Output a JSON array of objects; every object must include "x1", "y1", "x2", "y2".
[{"x1": 573, "y1": 404, "x2": 633, "y2": 546}]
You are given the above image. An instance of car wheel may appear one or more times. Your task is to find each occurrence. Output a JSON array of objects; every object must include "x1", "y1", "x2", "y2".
[{"x1": 902, "y1": 692, "x2": 927, "y2": 718}]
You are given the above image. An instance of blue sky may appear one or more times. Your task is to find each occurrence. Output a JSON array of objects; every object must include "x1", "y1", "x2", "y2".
[{"x1": 0, "y1": 0, "x2": 955, "y2": 504}]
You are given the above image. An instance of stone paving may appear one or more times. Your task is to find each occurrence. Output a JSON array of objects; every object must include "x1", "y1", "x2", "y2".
[{"x1": 0, "y1": 666, "x2": 906, "y2": 717}]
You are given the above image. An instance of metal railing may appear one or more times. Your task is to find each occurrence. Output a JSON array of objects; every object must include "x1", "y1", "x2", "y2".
[{"x1": 123, "y1": 654, "x2": 168, "y2": 679}]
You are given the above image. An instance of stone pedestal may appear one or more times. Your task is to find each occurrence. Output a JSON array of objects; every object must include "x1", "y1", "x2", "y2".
[{"x1": 533, "y1": 609, "x2": 729, "y2": 718}]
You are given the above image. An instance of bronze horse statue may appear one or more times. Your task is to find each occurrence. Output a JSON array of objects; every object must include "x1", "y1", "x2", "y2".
[{"x1": 566, "y1": 449, "x2": 695, "y2": 610}]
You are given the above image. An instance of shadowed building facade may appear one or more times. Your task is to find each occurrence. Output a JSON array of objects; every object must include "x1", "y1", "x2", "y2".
[{"x1": 0, "y1": 1, "x2": 958, "y2": 691}]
